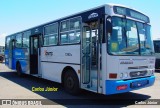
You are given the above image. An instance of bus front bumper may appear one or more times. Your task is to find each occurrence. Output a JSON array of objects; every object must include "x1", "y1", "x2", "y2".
[{"x1": 105, "y1": 76, "x2": 155, "y2": 95}]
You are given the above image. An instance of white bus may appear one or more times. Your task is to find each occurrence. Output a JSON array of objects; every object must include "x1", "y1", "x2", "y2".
[{"x1": 5, "y1": 4, "x2": 155, "y2": 95}]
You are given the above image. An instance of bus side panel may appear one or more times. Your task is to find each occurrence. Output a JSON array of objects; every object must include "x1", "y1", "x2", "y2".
[
  {"x1": 5, "y1": 49, "x2": 9, "y2": 66},
  {"x1": 40, "y1": 45, "x2": 80, "y2": 83},
  {"x1": 101, "y1": 44, "x2": 107, "y2": 95},
  {"x1": 41, "y1": 63, "x2": 80, "y2": 83},
  {"x1": 5, "y1": 49, "x2": 15, "y2": 69},
  {"x1": 41, "y1": 45, "x2": 80, "y2": 64},
  {"x1": 18, "y1": 60, "x2": 28, "y2": 73},
  {"x1": 14, "y1": 48, "x2": 29, "y2": 73}
]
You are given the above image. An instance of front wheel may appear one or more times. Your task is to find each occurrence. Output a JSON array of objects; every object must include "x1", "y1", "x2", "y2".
[{"x1": 64, "y1": 70, "x2": 80, "y2": 95}]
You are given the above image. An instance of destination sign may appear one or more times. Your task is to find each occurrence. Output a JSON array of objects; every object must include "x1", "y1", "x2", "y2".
[{"x1": 113, "y1": 6, "x2": 149, "y2": 23}]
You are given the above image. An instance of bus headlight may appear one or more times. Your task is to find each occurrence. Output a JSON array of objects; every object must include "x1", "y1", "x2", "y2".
[
  {"x1": 119, "y1": 72, "x2": 128, "y2": 79},
  {"x1": 124, "y1": 72, "x2": 128, "y2": 78},
  {"x1": 120, "y1": 73, "x2": 123, "y2": 78}
]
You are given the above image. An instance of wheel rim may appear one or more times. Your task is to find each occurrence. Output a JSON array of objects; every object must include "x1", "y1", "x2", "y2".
[{"x1": 66, "y1": 77, "x2": 74, "y2": 89}]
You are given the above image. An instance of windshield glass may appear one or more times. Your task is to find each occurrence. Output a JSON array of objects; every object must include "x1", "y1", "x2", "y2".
[{"x1": 108, "y1": 17, "x2": 154, "y2": 55}]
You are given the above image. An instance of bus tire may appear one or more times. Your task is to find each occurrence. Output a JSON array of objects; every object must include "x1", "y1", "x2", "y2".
[
  {"x1": 16, "y1": 63, "x2": 22, "y2": 76},
  {"x1": 64, "y1": 70, "x2": 80, "y2": 95}
]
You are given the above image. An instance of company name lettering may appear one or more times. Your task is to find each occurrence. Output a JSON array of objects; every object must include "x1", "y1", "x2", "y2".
[
  {"x1": 44, "y1": 50, "x2": 53, "y2": 56},
  {"x1": 88, "y1": 13, "x2": 98, "y2": 19}
]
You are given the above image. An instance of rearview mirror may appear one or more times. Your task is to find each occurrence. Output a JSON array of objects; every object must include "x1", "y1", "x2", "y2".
[{"x1": 106, "y1": 18, "x2": 112, "y2": 33}]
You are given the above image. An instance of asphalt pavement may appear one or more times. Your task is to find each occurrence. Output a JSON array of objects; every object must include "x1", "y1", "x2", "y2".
[{"x1": 0, "y1": 63, "x2": 160, "y2": 108}]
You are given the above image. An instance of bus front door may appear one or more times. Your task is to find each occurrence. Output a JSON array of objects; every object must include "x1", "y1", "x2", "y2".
[
  {"x1": 81, "y1": 21, "x2": 102, "y2": 93},
  {"x1": 30, "y1": 35, "x2": 40, "y2": 75}
]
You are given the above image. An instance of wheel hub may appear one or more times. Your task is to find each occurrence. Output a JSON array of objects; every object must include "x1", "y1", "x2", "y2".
[{"x1": 67, "y1": 77, "x2": 74, "y2": 89}]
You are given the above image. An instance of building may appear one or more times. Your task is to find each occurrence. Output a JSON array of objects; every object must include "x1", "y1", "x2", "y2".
[{"x1": 0, "y1": 46, "x2": 4, "y2": 62}]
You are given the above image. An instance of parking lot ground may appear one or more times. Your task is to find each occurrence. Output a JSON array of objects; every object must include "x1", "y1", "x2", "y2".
[{"x1": 0, "y1": 63, "x2": 160, "y2": 108}]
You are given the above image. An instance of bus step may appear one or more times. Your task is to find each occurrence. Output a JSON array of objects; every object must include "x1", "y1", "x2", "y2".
[
  {"x1": 91, "y1": 78, "x2": 97, "y2": 88},
  {"x1": 31, "y1": 74, "x2": 42, "y2": 78}
]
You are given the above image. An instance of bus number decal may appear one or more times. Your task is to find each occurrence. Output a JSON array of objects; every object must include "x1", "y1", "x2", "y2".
[{"x1": 65, "y1": 53, "x2": 72, "y2": 56}]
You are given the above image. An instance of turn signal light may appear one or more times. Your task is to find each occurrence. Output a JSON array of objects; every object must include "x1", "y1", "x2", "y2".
[
  {"x1": 109, "y1": 73, "x2": 117, "y2": 79},
  {"x1": 117, "y1": 85, "x2": 128, "y2": 91}
]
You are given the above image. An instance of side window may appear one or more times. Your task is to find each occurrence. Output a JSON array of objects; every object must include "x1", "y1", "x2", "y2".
[
  {"x1": 44, "y1": 23, "x2": 58, "y2": 46},
  {"x1": 61, "y1": 33, "x2": 68, "y2": 43},
  {"x1": 23, "y1": 31, "x2": 31, "y2": 47},
  {"x1": 70, "y1": 17, "x2": 81, "y2": 30},
  {"x1": 61, "y1": 20, "x2": 69, "y2": 32},
  {"x1": 68, "y1": 31, "x2": 81, "y2": 43},
  {"x1": 60, "y1": 17, "x2": 81, "y2": 44},
  {"x1": 6, "y1": 37, "x2": 11, "y2": 49},
  {"x1": 16, "y1": 33, "x2": 22, "y2": 48}
]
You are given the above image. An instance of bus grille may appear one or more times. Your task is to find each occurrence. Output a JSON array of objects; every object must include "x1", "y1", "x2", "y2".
[{"x1": 130, "y1": 71, "x2": 147, "y2": 77}]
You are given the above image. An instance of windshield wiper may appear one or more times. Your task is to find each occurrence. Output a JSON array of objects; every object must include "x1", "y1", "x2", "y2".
[{"x1": 122, "y1": 18, "x2": 128, "y2": 48}]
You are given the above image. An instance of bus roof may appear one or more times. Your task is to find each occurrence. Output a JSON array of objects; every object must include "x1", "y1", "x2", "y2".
[
  {"x1": 107, "y1": 3, "x2": 148, "y2": 17},
  {"x1": 6, "y1": 3, "x2": 149, "y2": 37}
]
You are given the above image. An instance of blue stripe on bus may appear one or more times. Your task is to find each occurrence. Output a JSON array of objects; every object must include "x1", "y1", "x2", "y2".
[
  {"x1": 105, "y1": 76, "x2": 155, "y2": 95},
  {"x1": 5, "y1": 48, "x2": 29, "y2": 72}
]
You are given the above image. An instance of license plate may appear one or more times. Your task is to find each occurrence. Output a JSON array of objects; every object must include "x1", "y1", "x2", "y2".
[{"x1": 131, "y1": 80, "x2": 148, "y2": 88}]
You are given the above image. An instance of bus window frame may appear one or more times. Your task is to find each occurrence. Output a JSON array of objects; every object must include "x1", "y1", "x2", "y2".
[
  {"x1": 106, "y1": 16, "x2": 152, "y2": 56},
  {"x1": 15, "y1": 33, "x2": 23, "y2": 48},
  {"x1": 60, "y1": 16, "x2": 82, "y2": 45},
  {"x1": 22, "y1": 31, "x2": 31, "y2": 48},
  {"x1": 43, "y1": 22, "x2": 59, "y2": 47}
]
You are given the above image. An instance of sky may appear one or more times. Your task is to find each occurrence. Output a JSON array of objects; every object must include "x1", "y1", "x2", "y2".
[{"x1": 0, "y1": 0, "x2": 160, "y2": 46}]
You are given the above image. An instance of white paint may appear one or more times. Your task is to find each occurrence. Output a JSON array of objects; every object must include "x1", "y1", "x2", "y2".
[{"x1": 40, "y1": 45, "x2": 80, "y2": 83}]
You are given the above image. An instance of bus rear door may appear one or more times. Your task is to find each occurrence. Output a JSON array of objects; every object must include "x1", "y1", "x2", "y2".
[{"x1": 30, "y1": 34, "x2": 41, "y2": 76}]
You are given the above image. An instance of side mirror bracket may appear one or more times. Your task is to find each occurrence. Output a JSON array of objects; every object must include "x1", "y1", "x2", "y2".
[{"x1": 106, "y1": 17, "x2": 112, "y2": 33}]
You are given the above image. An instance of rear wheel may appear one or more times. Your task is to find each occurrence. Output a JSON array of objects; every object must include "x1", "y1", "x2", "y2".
[
  {"x1": 64, "y1": 70, "x2": 80, "y2": 95},
  {"x1": 16, "y1": 63, "x2": 22, "y2": 76}
]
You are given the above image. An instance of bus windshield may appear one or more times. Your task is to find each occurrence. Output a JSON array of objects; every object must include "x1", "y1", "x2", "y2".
[{"x1": 108, "y1": 17, "x2": 154, "y2": 55}]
